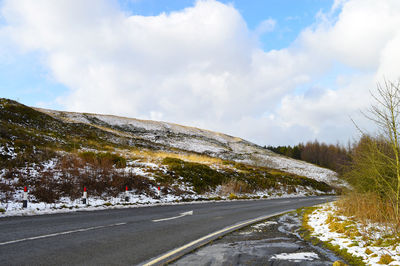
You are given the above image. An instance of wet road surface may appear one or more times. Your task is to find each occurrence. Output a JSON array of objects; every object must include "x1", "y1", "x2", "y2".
[{"x1": 172, "y1": 210, "x2": 345, "y2": 265}]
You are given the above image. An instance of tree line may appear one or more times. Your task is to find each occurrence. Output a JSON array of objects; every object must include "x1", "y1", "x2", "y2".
[{"x1": 267, "y1": 141, "x2": 351, "y2": 174}]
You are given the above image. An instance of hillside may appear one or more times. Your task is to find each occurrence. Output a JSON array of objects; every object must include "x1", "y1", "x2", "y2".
[{"x1": 0, "y1": 98, "x2": 343, "y2": 215}]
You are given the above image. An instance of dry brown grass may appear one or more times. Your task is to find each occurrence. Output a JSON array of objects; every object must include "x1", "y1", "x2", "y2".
[
  {"x1": 336, "y1": 192, "x2": 399, "y2": 230},
  {"x1": 378, "y1": 254, "x2": 394, "y2": 264},
  {"x1": 124, "y1": 148, "x2": 224, "y2": 166},
  {"x1": 219, "y1": 180, "x2": 253, "y2": 195}
]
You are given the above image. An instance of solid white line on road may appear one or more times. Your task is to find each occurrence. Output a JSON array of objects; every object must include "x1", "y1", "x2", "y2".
[
  {"x1": 152, "y1": 210, "x2": 193, "y2": 222},
  {"x1": 0, "y1": 222, "x2": 127, "y2": 246},
  {"x1": 143, "y1": 209, "x2": 294, "y2": 266}
]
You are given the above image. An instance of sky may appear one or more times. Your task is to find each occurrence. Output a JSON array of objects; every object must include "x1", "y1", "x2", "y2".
[{"x1": 1, "y1": 0, "x2": 400, "y2": 146}]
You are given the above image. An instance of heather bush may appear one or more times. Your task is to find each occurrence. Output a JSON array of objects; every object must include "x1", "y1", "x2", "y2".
[
  {"x1": 220, "y1": 180, "x2": 252, "y2": 195},
  {"x1": 0, "y1": 181, "x2": 14, "y2": 202},
  {"x1": 79, "y1": 152, "x2": 126, "y2": 168},
  {"x1": 32, "y1": 171, "x2": 61, "y2": 203},
  {"x1": 162, "y1": 157, "x2": 227, "y2": 193}
]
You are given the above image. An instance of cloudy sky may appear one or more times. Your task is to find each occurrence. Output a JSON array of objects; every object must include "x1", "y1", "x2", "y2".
[{"x1": 1, "y1": 0, "x2": 400, "y2": 146}]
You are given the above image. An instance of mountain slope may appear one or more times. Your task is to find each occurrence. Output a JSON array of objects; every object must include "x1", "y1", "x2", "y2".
[
  {"x1": 0, "y1": 98, "x2": 343, "y2": 215},
  {"x1": 36, "y1": 107, "x2": 340, "y2": 186}
]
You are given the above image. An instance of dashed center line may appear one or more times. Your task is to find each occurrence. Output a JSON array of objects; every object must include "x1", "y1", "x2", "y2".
[{"x1": 0, "y1": 222, "x2": 127, "y2": 246}]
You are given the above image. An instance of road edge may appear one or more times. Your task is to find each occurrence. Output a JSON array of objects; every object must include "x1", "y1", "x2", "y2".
[{"x1": 140, "y1": 209, "x2": 295, "y2": 266}]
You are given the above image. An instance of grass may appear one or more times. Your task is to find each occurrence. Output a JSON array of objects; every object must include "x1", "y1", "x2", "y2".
[
  {"x1": 336, "y1": 192, "x2": 399, "y2": 233},
  {"x1": 378, "y1": 254, "x2": 394, "y2": 264},
  {"x1": 220, "y1": 179, "x2": 252, "y2": 195},
  {"x1": 162, "y1": 157, "x2": 227, "y2": 194},
  {"x1": 78, "y1": 151, "x2": 127, "y2": 168},
  {"x1": 161, "y1": 156, "x2": 335, "y2": 195},
  {"x1": 228, "y1": 193, "x2": 238, "y2": 200},
  {"x1": 124, "y1": 148, "x2": 224, "y2": 165},
  {"x1": 336, "y1": 193, "x2": 400, "y2": 257},
  {"x1": 332, "y1": 261, "x2": 347, "y2": 266},
  {"x1": 0, "y1": 99, "x2": 129, "y2": 168},
  {"x1": 365, "y1": 248, "x2": 373, "y2": 255},
  {"x1": 299, "y1": 207, "x2": 366, "y2": 266},
  {"x1": 302, "y1": 203, "x2": 400, "y2": 265}
]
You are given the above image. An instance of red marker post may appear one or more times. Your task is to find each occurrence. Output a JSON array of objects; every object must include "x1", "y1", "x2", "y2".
[
  {"x1": 22, "y1": 186, "x2": 28, "y2": 208},
  {"x1": 82, "y1": 187, "x2": 87, "y2": 205},
  {"x1": 125, "y1": 186, "x2": 129, "y2": 202},
  {"x1": 157, "y1": 186, "x2": 161, "y2": 197}
]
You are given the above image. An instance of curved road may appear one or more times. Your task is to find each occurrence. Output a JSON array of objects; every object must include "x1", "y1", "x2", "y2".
[{"x1": 0, "y1": 196, "x2": 335, "y2": 265}]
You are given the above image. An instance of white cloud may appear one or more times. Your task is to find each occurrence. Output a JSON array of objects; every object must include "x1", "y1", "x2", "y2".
[
  {"x1": 255, "y1": 18, "x2": 276, "y2": 36},
  {"x1": 277, "y1": 0, "x2": 400, "y2": 143},
  {"x1": 1, "y1": 0, "x2": 400, "y2": 145}
]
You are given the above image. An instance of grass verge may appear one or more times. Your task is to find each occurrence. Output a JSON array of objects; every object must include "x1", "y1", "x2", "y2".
[{"x1": 298, "y1": 206, "x2": 366, "y2": 266}]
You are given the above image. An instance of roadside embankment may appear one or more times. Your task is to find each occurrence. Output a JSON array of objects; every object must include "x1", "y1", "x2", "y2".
[{"x1": 302, "y1": 202, "x2": 400, "y2": 265}]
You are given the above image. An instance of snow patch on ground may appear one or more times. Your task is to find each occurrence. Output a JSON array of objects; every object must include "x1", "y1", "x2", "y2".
[
  {"x1": 251, "y1": 221, "x2": 278, "y2": 229},
  {"x1": 267, "y1": 155, "x2": 341, "y2": 186},
  {"x1": 248, "y1": 221, "x2": 279, "y2": 232},
  {"x1": 271, "y1": 252, "x2": 320, "y2": 261},
  {"x1": 308, "y1": 203, "x2": 400, "y2": 265},
  {"x1": 0, "y1": 143, "x2": 17, "y2": 159}
]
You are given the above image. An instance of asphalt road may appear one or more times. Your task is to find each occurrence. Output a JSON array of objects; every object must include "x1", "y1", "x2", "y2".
[{"x1": 0, "y1": 196, "x2": 335, "y2": 265}]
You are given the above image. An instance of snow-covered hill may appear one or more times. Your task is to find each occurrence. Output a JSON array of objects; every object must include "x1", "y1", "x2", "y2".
[
  {"x1": 0, "y1": 99, "x2": 345, "y2": 216},
  {"x1": 36, "y1": 108, "x2": 341, "y2": 187}
]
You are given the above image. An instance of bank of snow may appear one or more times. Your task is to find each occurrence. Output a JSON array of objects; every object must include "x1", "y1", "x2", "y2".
[
  {"x1": 307, "y1": 203, "x2": 400, "y2": 265},
  {"x1": 0, "y1": 191, "x2": 319, "y2": 218}
]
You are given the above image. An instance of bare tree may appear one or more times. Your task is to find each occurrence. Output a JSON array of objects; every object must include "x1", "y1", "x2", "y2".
[{"x1": 363, "y1": 79, "x2": 400, "y2": 221}]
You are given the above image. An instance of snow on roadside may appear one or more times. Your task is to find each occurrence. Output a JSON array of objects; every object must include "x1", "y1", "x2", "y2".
[
  {"x1": 307, "y1": 203, "x2": 400, "y2": 265},
  {"x1": 270, "y1": 252, "x2": 320, "y2": 261},
  {"x1": 0, "y1": 154, "x2": 333, "y2": 218},
  {"x1": 0, "y1": 189, "x2": 325, "y2": 218}
]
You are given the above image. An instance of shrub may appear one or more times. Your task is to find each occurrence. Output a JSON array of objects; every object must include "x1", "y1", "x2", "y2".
[
  {"x1": 79, "y1": 152, "x2": 126, "y2": 168},
  {"x1": 162, "y1": 157, "x2": 227, "y2": 194},
  {"x1": 332, "y1": 261, "x2": 347, "y2": 266},
  {"x1": 365, "y1": 248, "x2": 373, "y2": 255},
  {"x1": 378, "y1": 254, "x2": 394, "y2": 264},
  {"x1": 220, "y1": 180, "x2": 252, "y2": 195},
  {"x1": 109, "y1": 173, "x2": 154, "y2": 197},
  {"x1": 58, "y1": 173, "x2": 81, "y2": 200},
  {"x1": 32, "y1": 172, "x2": 62, "y2": 203},
  {"x1": 228, "y1": 193, "x2": 238, "y2": 200},
  {"x1": 0, "y1": 182, "x2": 15, "y2": 202}
]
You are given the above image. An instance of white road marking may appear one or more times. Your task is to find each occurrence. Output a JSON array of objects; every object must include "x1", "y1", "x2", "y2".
[
  {"x1": 0, "y1": 222, "x2": 127, "y2": 246},
  {"x1": 152, "y1": 210, "x2": 193, "y2": 222},
  {"x1": 143, "y1": 209, "x2": 294, "y2": 266}
]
